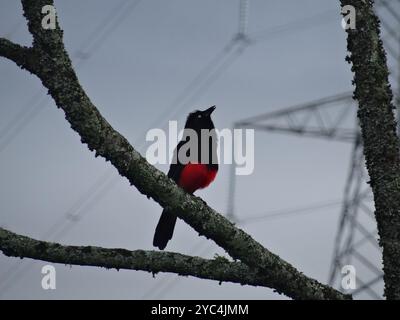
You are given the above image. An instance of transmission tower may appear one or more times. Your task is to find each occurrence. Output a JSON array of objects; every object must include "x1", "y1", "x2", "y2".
[{"x1": 227, "y1": 1, "x2": 400, "y2": 299}]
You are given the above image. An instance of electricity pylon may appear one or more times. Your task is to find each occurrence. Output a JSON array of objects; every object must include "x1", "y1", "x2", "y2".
[{"x1": 228, "y1": 1, "x2": 400, "y2": 299}]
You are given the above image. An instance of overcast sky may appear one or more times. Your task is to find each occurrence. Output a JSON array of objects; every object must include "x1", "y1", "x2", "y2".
[{"x1": 1, "y1": 0, "x2": 398, "y2": 299}]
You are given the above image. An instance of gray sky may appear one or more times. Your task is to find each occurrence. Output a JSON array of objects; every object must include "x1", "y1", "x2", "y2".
[{"x1": 0, "y1": 0, "x2": 397, "y2": 299}]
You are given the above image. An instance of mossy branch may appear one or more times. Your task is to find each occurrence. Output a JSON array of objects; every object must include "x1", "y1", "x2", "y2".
[
  {"x1": 340, "y1": 0, "x2": 400, "y2": 299},
  {"x1": 0, "y1": 38, "x2": 36, "y2": 72},
  {"x1": 0, "y1": 227, "x2": 300, "y2": 290},
  {"x1": 0, "y1": 0, "x2": 350, "y2": 300}
]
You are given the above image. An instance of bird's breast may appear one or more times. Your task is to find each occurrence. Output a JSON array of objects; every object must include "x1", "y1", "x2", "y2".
[{"x1": 178, "y1": 163, "x2": 217, "y2": 194}]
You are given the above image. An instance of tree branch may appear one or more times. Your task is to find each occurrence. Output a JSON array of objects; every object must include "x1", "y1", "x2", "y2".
[
  {"x1": 0, "y1": 227, "x2": 319, "y2": 291},
  {"x1": 0, "y1": 0, "x2": 350, "y2": 300},
  {"x1": 0, "y1": 38, "x2": 36, "y2": 73},
  {"x1": 340, "y1": 0, "x2": 400, "y2": 299}
]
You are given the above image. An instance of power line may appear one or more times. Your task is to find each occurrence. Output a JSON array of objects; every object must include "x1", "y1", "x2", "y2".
[
  {"x1": 0, "y1": 94, "x2": 50, "y2": 153},
  {"x1": 136, "y1": 38, "x2": 238, "y2": 136},
  {"x1": 0, "y1": 0, "x2": 142, "y2": 153},
  {"x1": 74, "y1": 0, "x2": 143, "y2": 63},
  {"x1": 0, "y1": 170, "x2": 118, "y2": 296},
  {"x1": 237, "y1": 199, "x2": 343, "y2": 225},
  {"x1": 167, "y1": 41, "x2": 248, "y2": 125},
  {"x1": 380, "y1": 0, "x2": 400, "y2": 24},
  {"x1": 249, "y1": 8, "x2": 338, "y2": 42}
]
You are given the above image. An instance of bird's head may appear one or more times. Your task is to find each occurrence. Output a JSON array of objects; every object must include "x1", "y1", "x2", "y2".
[{"x1": 184, "y1": 105, "x2": 216, "y2": 131}]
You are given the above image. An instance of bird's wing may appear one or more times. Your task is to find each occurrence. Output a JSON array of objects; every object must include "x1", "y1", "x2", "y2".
[{"x1": 167, "y1": 140, "x2": 187, "y2": 182}]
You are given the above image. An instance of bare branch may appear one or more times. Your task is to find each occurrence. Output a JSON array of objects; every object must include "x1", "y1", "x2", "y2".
[
  {"x1": 0, "y1": 38, "x2": 36, "y2": 73},
  {"x1": 340, "y1": 0, "x2": 400, "y2": 299},
  {"x1": 0, "y1": 227, "x2": 316, "y2": 290},
  {"x1": 0, "y1": 0, "x2": 350, "y2": 300}
]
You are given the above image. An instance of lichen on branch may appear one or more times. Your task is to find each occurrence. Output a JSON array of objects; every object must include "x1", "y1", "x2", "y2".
[
  {"x1": 0, "y1": 0, "x2": 350, "y2": 300},
  {"x1": 340, "y1": 0, "x2": 400, "y2": 299}
]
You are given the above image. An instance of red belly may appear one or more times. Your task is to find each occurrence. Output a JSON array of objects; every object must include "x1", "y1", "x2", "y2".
[{"x1": 178, "y1": 163, "x2": 217, "y2": 194}]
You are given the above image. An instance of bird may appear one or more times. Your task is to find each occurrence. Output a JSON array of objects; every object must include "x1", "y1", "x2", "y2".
[{"x1": 153, "y1": 105, "x2": 218, "y2": 250}]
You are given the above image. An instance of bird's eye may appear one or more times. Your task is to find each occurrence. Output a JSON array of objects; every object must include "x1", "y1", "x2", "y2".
[{"x1": 197, "y1": 114, "x2": 202, "y2": 118}]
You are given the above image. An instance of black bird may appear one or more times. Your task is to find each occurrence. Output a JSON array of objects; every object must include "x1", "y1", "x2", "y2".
[{"x1": 153, "y1": 106, "x2": 218, "y2": 250}]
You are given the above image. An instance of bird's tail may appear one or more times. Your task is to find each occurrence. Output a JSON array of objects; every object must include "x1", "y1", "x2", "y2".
[{"x1": 153, "y1": 209, "x2": 177, "y2": 250}]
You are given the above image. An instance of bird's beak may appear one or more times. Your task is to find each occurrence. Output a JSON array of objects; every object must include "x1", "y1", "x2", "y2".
[{"x1": 203, "y1": 105, "x2": 216, "y2": 116}]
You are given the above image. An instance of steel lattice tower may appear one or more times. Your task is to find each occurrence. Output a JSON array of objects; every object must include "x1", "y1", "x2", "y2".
[{"x1": 228, "y1": 1, "x2": 400, "y2": 299}]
